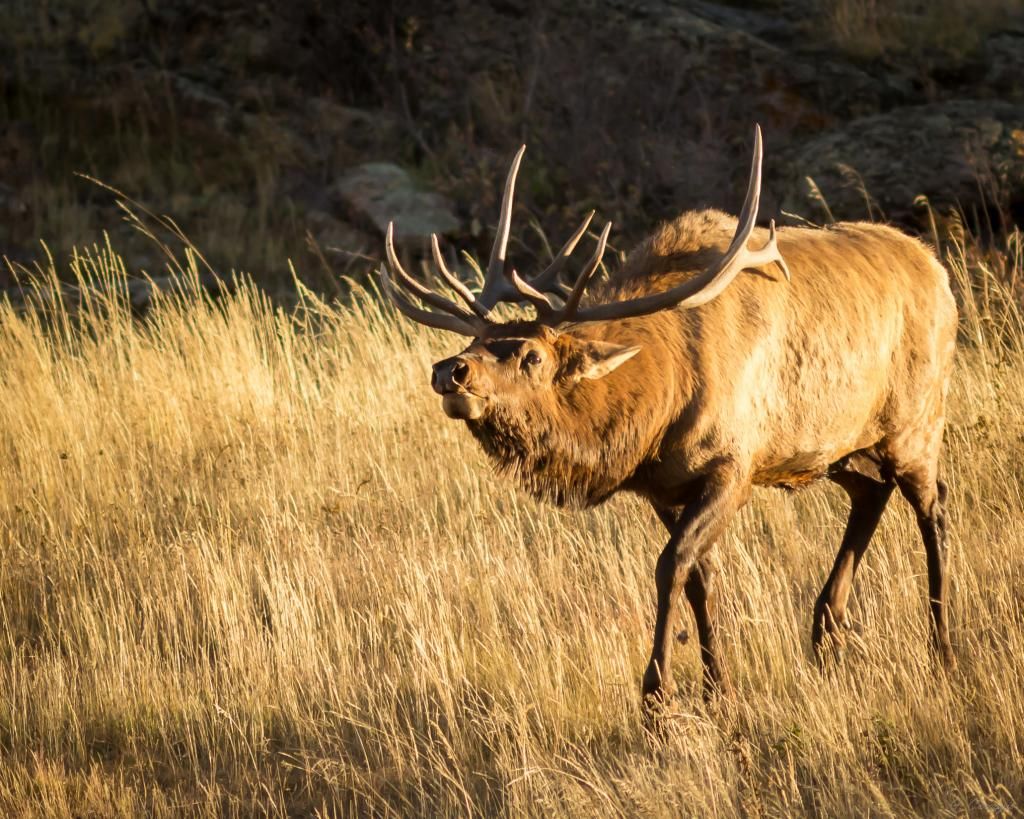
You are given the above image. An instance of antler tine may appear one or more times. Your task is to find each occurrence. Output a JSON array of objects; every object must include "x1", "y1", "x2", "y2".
[
  {"x1": 466, "y1": 147, "x2": 598, "y2": 316},
  {"x1": 509, "y1": 269, "x2": 559, "y2": 313},
  {"x1": 385, "y1": 223, "x2": 478, "y2": 322},
  {"x1": 379, "y1": 264, "x2": 481, "y2": 336},
  {"x1": 732, "y1": 123, "x2": 763, "y2": 249},
  {"x1": 478, "y1": 145, "x2": 526, "y2": 310},
  {"x1": 430, "y1": 234, "x2": 492, "y2": 319},
  {"x1": 571, "y1": 124, "x2": 789, "y2": 323},
  {"x1": 530, "y1": 210, "x2": 595, "y2": 293},
  {"x1": 546, "y1": 221, "x2": 611, "y2": 324},
  {"x1": 764, "y1": 220, "x2": 791, "y2": 281}
]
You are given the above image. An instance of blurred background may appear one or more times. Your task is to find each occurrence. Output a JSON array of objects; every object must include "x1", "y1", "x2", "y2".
[{"x1": 2, "y1": 0, "x2": 1023, "y2": 298}]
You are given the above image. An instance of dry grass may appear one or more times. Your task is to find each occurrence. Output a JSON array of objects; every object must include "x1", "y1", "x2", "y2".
[
  {"x1": 823, "y1": 0, "x2": 1024, "y2": 59},
  {"x1": 0, "y1": 233, "x2": 1023, "y2": 817}
]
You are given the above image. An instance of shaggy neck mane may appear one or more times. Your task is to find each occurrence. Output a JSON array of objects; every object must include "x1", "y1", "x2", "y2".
[
  {"x1": 468, "y1": 327, "x2": 677, "y2": 508},
  {"x1": 466, "y1": 382, "x2": 649, "y2": 507}
]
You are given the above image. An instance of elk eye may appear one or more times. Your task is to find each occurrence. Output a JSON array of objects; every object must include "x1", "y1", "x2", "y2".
[{"x1": 522, "y1": 350, "x2": 541, "y2": 369}]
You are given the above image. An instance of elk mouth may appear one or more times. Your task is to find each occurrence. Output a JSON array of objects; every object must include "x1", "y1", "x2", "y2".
[{"x1": 440, "y1": 389, "x2": 487, "y2": 420}]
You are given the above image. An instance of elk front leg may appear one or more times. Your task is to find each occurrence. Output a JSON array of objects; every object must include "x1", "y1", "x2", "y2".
[
  {"x1": 684, "y1": 557, "x2": 732, "y2": 699},
  {"x1": 643, "y1": 465, "x2": 746, "y2": 707},
  {"x1": 654, "y1": 507, "x2": 733, "y2": 700}
]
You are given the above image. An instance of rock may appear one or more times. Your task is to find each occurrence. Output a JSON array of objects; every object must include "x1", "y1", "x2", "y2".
[
  {"x1": 304, "y1": 210, "x2": 371, "y2": 255},
  {"x1": 121, "y1": 273, "x2": 230, "y2": 317},
  {"x1": 606, "y1": 0, "x2": 912, "y2": 125},
  {"x1": 776, "y1": 101, "x2": 1024, "y2": 223},
  {"x1": 169, "y1": 72, "x2": 232, "y2": 115},
  {"x1": 975, "y1": 30, "x2": 1024, "y2": 102},
  {"x1": 335, "y1": 163, "x2": 460, "y2": 241}
]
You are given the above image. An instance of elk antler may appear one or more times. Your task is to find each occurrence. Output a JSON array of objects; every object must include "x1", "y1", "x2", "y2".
[
  {"x1": 381, "y1": 222, "x2": 483, "y2": 336},
  {"x1": 565, "y1": 124, "x2": 790, "y2": 324},
  {"x1": 379, "y1": 125, "x2": 788, "y2": 335},
  {"x1": 379, "y1": 144, "x2": 598, "y2": 336}
]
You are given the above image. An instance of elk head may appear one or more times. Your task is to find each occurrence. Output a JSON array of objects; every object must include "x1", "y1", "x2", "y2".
[
  {"x1": 380, "y1": 126, "x2": 789, "y2": 424},
  {"x1": 429, "y1": 325, "x2": 642, "y2": 420}
]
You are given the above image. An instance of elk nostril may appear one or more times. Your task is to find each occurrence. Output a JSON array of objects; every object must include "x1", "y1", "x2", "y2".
[{"x1": 451, "y1": 361, "x2": 470, "y2": 386}]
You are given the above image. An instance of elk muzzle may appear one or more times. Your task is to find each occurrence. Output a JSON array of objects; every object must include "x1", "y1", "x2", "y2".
[{"x1": 431, "y1": 356, "x2": 487, "y2": 420}]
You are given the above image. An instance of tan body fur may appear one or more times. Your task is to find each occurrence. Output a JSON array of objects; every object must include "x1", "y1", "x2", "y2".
[{"x1": 468, "y1": 211, "x2": 955, "y2": 512}]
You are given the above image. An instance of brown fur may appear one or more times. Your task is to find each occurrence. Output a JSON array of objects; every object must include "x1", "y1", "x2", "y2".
[{"x1": 429, "y1": 208, "x2": 957, "y2": 709}]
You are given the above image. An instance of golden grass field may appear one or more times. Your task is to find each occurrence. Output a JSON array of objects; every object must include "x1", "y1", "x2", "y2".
[{"x1": 0, "y1": 232, "x2": 1022, "y2": 817}]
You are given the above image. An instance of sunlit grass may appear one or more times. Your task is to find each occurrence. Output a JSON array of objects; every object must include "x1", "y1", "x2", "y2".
[{"x1": 0, "y1": 234, "x2": 1022, "y2": 816}]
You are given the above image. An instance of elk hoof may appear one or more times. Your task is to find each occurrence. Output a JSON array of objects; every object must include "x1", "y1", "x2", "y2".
[
  {"x1": 641, "y1": 686, "x2": 678, "y2": 736},
  {"x1": 937, "y1": 645, "x2": 958, "y2": 673},
  {"x1": 641, "y1": 679, "x2": 675, "y2": 704},
  {"x1": 813, "y1": 630, "x2": 849, "y2": 672},
  {"x1": 641, "y1": 669, "x2": 676, "y2": 712},
  {"x1": 812, "y1": 608, "x2": 864, "y2": 662},
  {"x1": 815, "y1": 643, "x2": 843, "y2": 672}
]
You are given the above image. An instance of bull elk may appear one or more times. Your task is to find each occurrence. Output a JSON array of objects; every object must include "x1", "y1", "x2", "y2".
[{"x1": 380, "y1": 126, "x2": 957, "y2": 706}]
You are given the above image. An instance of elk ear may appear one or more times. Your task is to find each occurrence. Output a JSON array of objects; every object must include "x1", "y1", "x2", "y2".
[{"x1": 565, "y1": 340, "x2": 641, "y2": 382}]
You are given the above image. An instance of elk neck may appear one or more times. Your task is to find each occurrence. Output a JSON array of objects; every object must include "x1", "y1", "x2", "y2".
[{"x1": 466, "y1": 311, "x2": 692, "y2": 509}]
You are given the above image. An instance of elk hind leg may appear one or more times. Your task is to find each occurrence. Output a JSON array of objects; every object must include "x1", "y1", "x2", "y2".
[
  {"x1": 813, "y1": 457, "x2": 894, "y2": 664},
  {"x1": 895, "y1": 466, "x2": 956, "y2": 670}
]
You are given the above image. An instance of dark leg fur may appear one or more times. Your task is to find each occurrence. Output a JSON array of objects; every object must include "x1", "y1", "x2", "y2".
[
  {"x1": 654, "y1": 507, "x2": 733, "y2": 700},
  {"x1": 896, "y1": 471, "x2": 956, "y2": 669},
  {"x1": 813, "y1": 460, "x2": 895, "y2": 664},
  {"x1": 644, "y1": 464, "x2": 745, "y2": 708}
]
